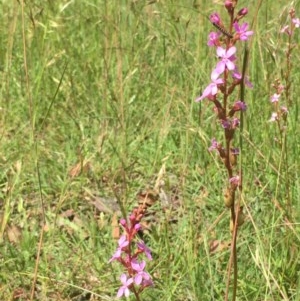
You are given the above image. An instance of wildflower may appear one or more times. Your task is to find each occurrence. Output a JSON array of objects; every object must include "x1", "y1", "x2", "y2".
[
  {"x1": 117, "y1": 274, "x2": 133, "y2": 298},
  {"x1": 292, "y1": 18, "x2": 300, "y2": 28},
  {"x1": 232, "y1": 117, "x2": 240, "y2": 128},
  {"x1": 141, "y1": 278, "x2": 154, "y2": 288},
  {"x1": 233, "y1": 22, "x2": 253, "y2": 40},
  {"x1": 269, "y1": 112, "x2": 278, "y2": 122},
  {"x1": 118, "y1": 235, "x2": 129, "y2": 249},
  {"x1": 212, "y1": 46, "x2": 236, "y2": 78},
  {"x1": 109, "y1": 235, "x2": 129, "y2": 263},
  {"x1": 221, "y1": 119, "x2": 231, "y2": 129},
  {"x1": 208, "y1": 138, "x2": 220, "y2": 151},
  {"x1": 281, "y1": 25, "x2": 291, "y2": 35},
  {"x1": 110, "y1": 209, "x2": 153, "y2": 298},
  {"x1": 232, "y1": 69, "x2": 253, "y2": 88},
  {"x1": 131, "y1": 260, "x2": 152, "y2": 285},
  {"x1": 232, "y1": 101, "x2": 247, "y2": 111},
  {"x1": 208, "y1": 31, "x2": 221, "y2": 47},
  {"x1": 195, "y1": 73, "x2": 224, "y2": 102},
  {"x1": 271, "y1": 93, "x2": 280, "y2": 103},
  {"x1": 137, "y1": 241, "x2": 153, "y2": 260}
]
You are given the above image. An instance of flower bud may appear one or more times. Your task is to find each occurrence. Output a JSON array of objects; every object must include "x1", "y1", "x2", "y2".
[
  {"x1": 120, "y1": 218, "x2": 127, "y2": 227},
  {"x1": 237, "y1": 8, "x2": 248, "y2": 17},
  {"x1": 210, "y1": 12, "x2": 221, "y2": 25},
  {"x1": 225, "y1": 0, "x2": 233, "y2": 12}
]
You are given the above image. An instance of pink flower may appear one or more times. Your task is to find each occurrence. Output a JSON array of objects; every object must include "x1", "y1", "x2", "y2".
[
  {"x1": 208, "y1": 138, "x2": 221, "y2": 151},
  {"x1": 269, "y1": 112, "x2": 278, "y2": 122},
  {"x1": 221, "y1": 119, "x2": 231, "y2": 129},
  {"x1": 211, "y1": 46, "x2": 236, "y2": 78},
  {"x1": 271, "y1": 93, "x2": 280, "y2": 103},
  {"x1": 207, "y1": 31, "x2": 221, "y2": 47},
  {"x1": 233, "y1": 22, "x2": 253, "y2": 40},
  {"x1": 137, "y1": 241, "x2": 152, "y2": 260},
  {"x1": 281, "y1": 25, "x2": 291, "y2": 35},
  {"x1": 109, "y1": 235, "x2": 129, "y2": 262},
  {"x1": 292, "y1": 18, "x2": 300, "y2": 28},
  {"x1": 232, "y1": 117, "x2": 240, "y2": 128},
  {"x1": 117, "y1": 274, "x2": 133, "y2": 298},
  {"x1": 232, "y1": 68, "x2": 253, "y2": 88},
  {"x1": 195, "y1": 73, "x2": 224, "y2": 102},
  {"x1": 131, "y1": 260, "x2": 152, "y2": 285},
  {"x1": 232, "y1": 101, "x2": 247, "y2": 111}
]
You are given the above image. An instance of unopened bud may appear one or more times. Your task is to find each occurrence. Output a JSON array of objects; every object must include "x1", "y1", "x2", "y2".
[
  {"x1": 210, "y1": 12, "x2": 221, "y2": 25},
  {"x1": 225, "y1": 0, "x2": 233, "y2": 12},
  {"x1": 120, "y1": 218, "x2": 127, "y2": 227},
  {"x1": 237, "y1": 7, "x2": 248, "y2": 17}
]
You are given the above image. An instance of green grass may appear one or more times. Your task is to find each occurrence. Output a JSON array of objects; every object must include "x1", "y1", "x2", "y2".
[{"x1": 0, "y1": 0, "x2": 300, "y2": 300}]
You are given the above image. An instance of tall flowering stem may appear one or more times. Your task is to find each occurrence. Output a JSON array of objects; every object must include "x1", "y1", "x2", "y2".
[
  {"x1": 109, "y1": 207, "x2": 153, "y2": 300},
  {"x1": 196, "y1": 1, "x2": 253, "y2": 300},
  {"x1": 269, "y1": 8, "x2": 299, "y2": 214}
]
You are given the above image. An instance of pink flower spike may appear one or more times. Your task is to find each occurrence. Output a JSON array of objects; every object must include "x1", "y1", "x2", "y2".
[
  {"x1": 208, "y1": 31, "x2": 221, "y2": 47},
  {"x1": 233, "y1": 22, "x2": 253, "y2": 40},
  {"x1": 137, "y1": 241, "x2": 153, "y2": 260},
  {"x1": 292, "y1": 18, "x2": 300, "y2": 28},
  {"x1": 117, "y1": 274, "x2": 133, "y2": 298},
  {"x1": 271, "y1": 93, "x2": 280, "y2": 103},
  {"x1": 212, "y1": 46, "x2": 236, "y2": 78}
]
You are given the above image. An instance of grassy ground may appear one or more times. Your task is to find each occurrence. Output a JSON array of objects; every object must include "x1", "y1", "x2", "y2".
[{"x1": 0, "y1": 0, "x2": 300, "y2": 300}]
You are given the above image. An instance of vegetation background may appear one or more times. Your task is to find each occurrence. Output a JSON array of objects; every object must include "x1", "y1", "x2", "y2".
[{"x1": 0, "y1": 0, "x2": 299, "y2": 300}]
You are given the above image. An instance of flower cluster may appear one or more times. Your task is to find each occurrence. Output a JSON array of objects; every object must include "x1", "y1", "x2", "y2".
[
  {"x1": 269, "y1": 80, "x2": 288, "y2": 123},
  {"x1": 269, "y1": 8, "x2": 299, "y2": 123},
  {"x1": 195, "y1": 3, "x2": 253, "y2": 197},
  {"x1": 109, "y1": 208, "x2": 153, "y2": 298}
]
